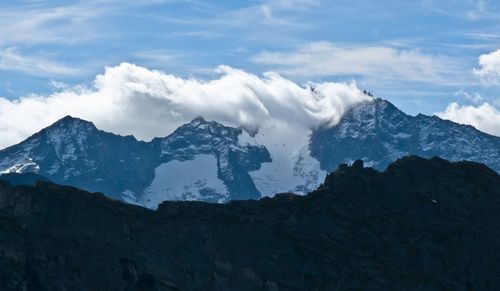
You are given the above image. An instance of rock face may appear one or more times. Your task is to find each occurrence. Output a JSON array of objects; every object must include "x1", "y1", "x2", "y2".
[
  {"x1": 0, "y1": 116, "x2": 270, "y2": 205},
  {"x1": 0, "y1": 156, "x2": 499, "y2": 290},
  {"x1": 311, "y1": 98, "x2": 500, "y2": 172}
]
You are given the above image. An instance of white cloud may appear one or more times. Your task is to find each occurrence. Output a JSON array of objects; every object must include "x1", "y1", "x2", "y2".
[
  {"x1": 437, "y1": 102, "x2": 500, "y2": 136},
  {"x1": 0, "y1": 63, "x2": 371, "y2": 149},
  {"x1": 473, "y1": 49, "x2": 500, "y2": 85},
  {"x1": 253, "y1": 42, "x2": 458, "y2": 84},
  {"x1": 0, "y1": 48, "x2": 80, "y2": 76}
]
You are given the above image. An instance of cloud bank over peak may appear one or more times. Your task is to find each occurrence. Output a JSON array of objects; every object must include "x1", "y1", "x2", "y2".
[
  {"x1": 0, "y1": 63, "x2": 372, "y2": 149},
  {"x1": 474, "y1": 49, "x2": 500, "y2": 85},
  {"x1": 437, "y1": 49, "x2": 500, "y2": 137},
  {"x1": 437, "y1": 102, "x2": 500, "y2": 136}
]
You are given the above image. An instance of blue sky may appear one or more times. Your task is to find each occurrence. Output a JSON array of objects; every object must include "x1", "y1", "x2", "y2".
[{"x1": 0, "y1": 0, "x2": 499, "y2": 146}]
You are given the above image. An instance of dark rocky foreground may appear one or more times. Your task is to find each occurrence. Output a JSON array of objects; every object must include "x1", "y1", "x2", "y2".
[{"x1": 1, "y1": 156, "x2": 500, "y2": 290}]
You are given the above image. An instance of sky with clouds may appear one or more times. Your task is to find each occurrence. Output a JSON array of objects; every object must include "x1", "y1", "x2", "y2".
[{"x1": 0, "y1": 0, "x2": 499, "y2": 148}]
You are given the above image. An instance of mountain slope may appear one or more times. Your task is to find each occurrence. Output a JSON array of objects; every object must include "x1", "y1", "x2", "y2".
[
  {"x1": 0, "y1": 157, "x2": 499, "y2": 290},
  {"x1": 311, "y1": 98, "x2": 500, "y2": 172}
]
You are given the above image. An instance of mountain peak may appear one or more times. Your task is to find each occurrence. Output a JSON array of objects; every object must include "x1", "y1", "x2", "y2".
[
  {"x1": 42, "y1": 116, "x2": 98, "y2": 140},
  {"x1": 60, "y1": 115, "x2": 78, "y2": 121},
  {"x1": 162, "y1": 117, "x2": 245, "y2": 155},
  {"x1": 340, "y1": 98, "x2": 402, "y2": 123},
  {"x1": 174, "y1": 117, "x2": 239, "y2": 136},
  {"x1": 190, "y1": 116, "x2": 206, "y2": 124},
  {"x1": 51, "y1": 115, "x2": 96, "y2": 128},
  {"x1": 368, "y1": 98, "x2": 400, "y2": 114},
  {"x1": 182, "y1": 116, "x2": 226, "y2": 131}
]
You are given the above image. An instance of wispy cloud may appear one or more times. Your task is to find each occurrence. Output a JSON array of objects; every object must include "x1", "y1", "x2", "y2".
[
  {"x1": 252, "y1": 41, "x2": 463, "y2": 85},
  {"x1": 462, "y1": 32, "x2": 500, "y2": 41},
  {"x1": 0, "y1": 1, "x2": 186, "y2": 80},
  {"x1": 423, "y1": 0, "x2": 500, "y2": 21},
  {"x1": 165, "y1": 30, "x2": 223, "y2": 39},
  {"x1": 217, "y1": 4, "x2": 312, "y2": 29},
  {"x1": 0, "y1": 48, "x2": 80, "y2": 76},
  {"x1": 0, "y1": 2, "x2": 102, "y2": 46},
  {"x1": 263, "y1": 0, "x2": 323, "y2": 10},
  {"x1": 455, "y1": 89, "x2": 484, "y2": 104},
  {"x1": 0, "y1": 1, "x2": 175, "y2": 46},
  {"x1": 131, "y1": 49, "x2": 185, "y2": 70}
]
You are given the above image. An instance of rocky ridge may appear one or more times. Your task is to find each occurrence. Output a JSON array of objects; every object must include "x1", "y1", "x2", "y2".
[{"x1": 0, "y1": 156, "x2": 499, "y2": 290}]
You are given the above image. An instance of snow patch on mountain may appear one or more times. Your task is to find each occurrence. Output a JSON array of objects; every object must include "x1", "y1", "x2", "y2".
[
  {"x1": 44, "y1": 117, "x2": 94, "y2": 162},
  {"x1": 246, "y1": 123, "x2": 326, "y2": 197},
  {"x1": 141, "y1": 154, "x2": 229, "y2": 208},
  {"x1": 0, "y1": 158, "x2": 40, "y2": 174},
  {"x1": 0, "y1": 138, "x2": 40, "y2": 173},
  {"x1": 121, "y1": 189, "x2": 143, "y2": 206}
]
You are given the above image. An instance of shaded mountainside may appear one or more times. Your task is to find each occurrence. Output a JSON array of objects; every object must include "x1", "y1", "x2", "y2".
[
  {"x1": 311, "y1": 98, "x2": 500, "y2": 172},
  {"x1": 0, "y1": 172, "x2": 51, "y2": 187},
  {"x1": 1, "y1": 156, "x2": 500, "y2": 290}
]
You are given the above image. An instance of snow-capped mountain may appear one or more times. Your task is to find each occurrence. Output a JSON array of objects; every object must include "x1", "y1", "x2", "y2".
[
  {"x1": 0, "y1": 116, "x2": 159, "y2": 198},
  {"x1": 1, "y1": 98, "x2": 498, "y2": 207},
  {"x1": 0, "y1": 116, "x2": 273, "y2": 206},
  {"x1": 310, "y1": 98, "x2": 500, "y2": 172},
  {"x1": 139, "y1": 117, "x2": 271, "y2": 206}
]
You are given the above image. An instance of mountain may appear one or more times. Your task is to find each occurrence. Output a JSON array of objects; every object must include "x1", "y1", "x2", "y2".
[
  {"x1": 1, "y1": 156, "x2": 499, "y2": 290},
  {"x1": 0, "y1": 116, "x2": 159, "y2": 199},
  {"x1": 311, "y1": 98, "x2": 500, "y2": 172},
  {"x1": 0, "y1": 116, "x2": 270, "y2": 206},
  {"x1": 145, "y1": 117, "x2": 270, "y2": 206},
  {"x1": 0, "y1": 98, "x2": 499, "y2": 207}
]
